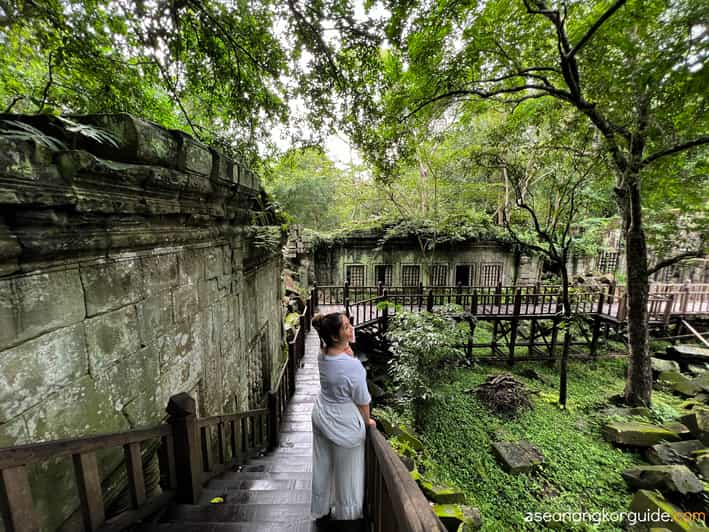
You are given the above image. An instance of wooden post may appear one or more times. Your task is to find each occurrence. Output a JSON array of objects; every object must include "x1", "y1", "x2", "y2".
[
  {"x1": 344, "y1": 298, "x2": 351, "y2": 320},
  {"x1": 418, "y1": 281, "x2": 424, "y2": 309},
  {"x1": 456, "y1": 282, "x2": 462, "y2": 305},
  {"x1": 0, "y1": 465, "x2": 40, "y2": 532},
  {"x1": 167, "y1": 393, "x2": 202, "y2": 504},
  {"x1": 381, "y1": 289, "x2": 389, "y2": 333},
  {"x1": 426, "y1": 289, "x2": 434, "y2": 312},
  {"x1": 73, "y1": 452, "x2": 105, "y2": 531},
  {"x1": 471, "y1": 289, "x2": 478, "y2": 316},
  {"x1": 124, "y1": 442, "x2": 146, "y2": 508},
  {"x1": 680, "y1": 284, "x2": 689, "y2": 314},
  {"x1": 377, "y1": 281, "x2": 383, "y2": 296},
  {"x1": 267, "y1": 391, "x2": 279, "y2": 451},
  {"x1": 663, "y1": 294, "x2": 675, "y2": 327},
  {"x1": 288, "y1": 341, "x2": 296, "y2": 395},
  {"x1": 312, "y1": 282, "x2": 318, "y2": 311},
  {"x1": 618, "y1": 294, "x2": 627, "y2": 321},
  {"x1": 495, "y1": 282, "x2": 502, "y2": 306},
  {"x1": 200, "y1": 427, "x2": 212, "y2": 474},
  {"x1": 344, "y1": 281, "x2": 350, "y2": 304},
  {"x1": 528, "y1": 319, "x2": 536, "y2": 358},
  {"x1": 590, "y1": 293, "x2": 605, "y2": 358},
  {"x1": 491, "y1": 319, "x2": 498, "y2": 355},
  {"x1": 509, "y1": 288, "x2": 522, "y2": 366}
]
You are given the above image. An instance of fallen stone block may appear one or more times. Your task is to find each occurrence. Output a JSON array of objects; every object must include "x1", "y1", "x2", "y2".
[
  {"x1": 679, "y1": 409, "x2": 709, "y2": 445},
  {"x1": 646, "y1": 440, "x2": 705, "y2": 466},
  {"x1": 666, "y1": 345, "x2": 709, "y2": 365},
  {"x1": 491, "y1": 441, "x2": 544, "y2": 473},
  {"x1": 433, "y1": 504, "x2": 482, "y2": 531},
  {"x1": 621, "y1": 465, "x2": 704, "y2": 494},
  {"x1": 603, "y1": 421, "x2": 681, "y2": 447},
  {"x1": 417, "y1": 476, "x2": 466, "y2": 504},
  {"x1": 653, "y1": 357, "x2": 681, "y2": 374},
  {"x1": 692, "y1": 372, "x2": 709, "y2": 394},
  {"x1": 695, "y1": 451, "x2": 709, "y2": 479},
  {"x1": 657, "y1": 371, "x2": 700, "y2": 397},
  {"x1": 601, "y1": 406, "x2": 653, "y2": 419},
  {"x1": 661, "y1": 422, "x2": 692, "y2": 438},
  {"x1": 629, "y1": 489, "x2": 705, "y2": 531}
]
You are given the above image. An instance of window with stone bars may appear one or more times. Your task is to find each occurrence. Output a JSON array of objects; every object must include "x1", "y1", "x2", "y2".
[
  {"x1": 401, "y1": 264, "x2": 420, "y2": 286},
  {"x1": 375, "y1": 264, "x2": 392, "y2": 286},
  {"x1": 430, "y1": 264, "x2": 448, "y2": 286},
  {"x1": 345, "y1": 264, "x2": 365, "y2": 286},
  {"x1": 480, "y1": 263, "x2": 502, "y2": 286},
  {"x1": 597, "y1": 251, "x2": 619, "y2": 273}
]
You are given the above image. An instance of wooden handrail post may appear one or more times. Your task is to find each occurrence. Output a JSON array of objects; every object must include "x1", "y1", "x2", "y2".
[
  {"x1": 590, "y1": 293, "x2": 605, "y2": 358},
  {"x1": 381, "y1": 289, "x2": 389, "y2": 333},
  {"x1": 73, "y1": 451, "x2": 105, "y2": 531},
  {"x1": 426, "y1": 289, "x2": 434, "y2": 312},
  {"x1": 288, "y1": 341, "x2": 296, "y2": 394},
  {"x1": 471, "y1": 289, "x2": 478, "y2": 316},
  {"x1": 663, "y1": 294, "x2": 675, "y2": 326},
  {"x1": 619, "y1": 294, "x2": 627, "y2": 321},
  {"x1": 456, "y1": 282, "x2": 462, "y2": 305},
  {"x1": 509, "y1": 288, "x2": 522, "y2": 366},
  {"x1": 377, "y1": 280, "x2": 383, "y2": 296},
  {"x1": 167, "y1": 393, "x2": 202, "y2": 504},
  {"x1": 344, "y1": 297, "x2": 350, "y2": 320},
  {"x1": 267, "y1": 391, "x2": 279, "y2": 451},
  {"x1": 312, "y1": 282, "x2": 319, "y2": 311},
  {"x1": 343, "y1": 281, "x2": 350, "y2": 304},
  {"x1": 0, "y1": 465, "x2": 39, "y2": 532}
]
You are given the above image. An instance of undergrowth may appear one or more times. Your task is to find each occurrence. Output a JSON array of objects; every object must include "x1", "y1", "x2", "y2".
[{"x1": 409, "y1": 357, "x2": 685, "y2": 531}]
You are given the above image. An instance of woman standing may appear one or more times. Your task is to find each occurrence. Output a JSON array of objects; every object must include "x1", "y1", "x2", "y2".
[{"x1": 310, "y1": 311, "x2": 374, "y2": 528}]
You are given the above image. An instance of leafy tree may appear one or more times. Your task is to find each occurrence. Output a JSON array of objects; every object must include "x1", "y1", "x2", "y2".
[
  {"x1": 0, "y1": 0, "x2": 288, "y2": 160},
  {"x1": 289, "y1": 0, "x2": 709, "y2": 406},
  {"x1": 266, "y1": 148, "x2": 345, "y2": 230},
  {"x1": 386, "y1": 309, "x2": 468, "y2": 429}
]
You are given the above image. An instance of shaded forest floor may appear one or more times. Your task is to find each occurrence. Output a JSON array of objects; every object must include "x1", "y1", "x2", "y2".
[{"x1": 383, "y1": 349, "x2": 689, "y2": 531}]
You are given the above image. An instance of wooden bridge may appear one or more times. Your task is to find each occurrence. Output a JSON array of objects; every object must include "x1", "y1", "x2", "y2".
[
  {"x1": 316, "y1": 282, "x2": 709, "y2": 362},
  {"x1": 0, "y1": 293, "x2": 445, "y2": 532}
]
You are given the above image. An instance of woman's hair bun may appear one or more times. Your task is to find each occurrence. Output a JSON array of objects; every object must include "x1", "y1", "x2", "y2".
[{"x1": 311, "y1": 313, "x2": 323, "y2": 332}]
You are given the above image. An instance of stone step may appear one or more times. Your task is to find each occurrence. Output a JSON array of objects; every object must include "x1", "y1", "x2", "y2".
[
  {"x1": 207, "y1": 478, "x2": 312, "y2": 491},
  {"x1": 198, "y1": 488, "x2": 311, "y2": 505},
  {"x1": 164, "y1": 503, "x2": 311, "y2": 523},
  {"x1": 237, "y1": 463, "x2": 312, "y2": 473},
  {"x1": 218, "y1": 471, "x2": 312, "y2": 481},
  {"x1": 248, "y1": 457, "x2": 312, "y2": 466},
  {"x1": 155, "y1": 519, "x2": 315, "y2": 531}
]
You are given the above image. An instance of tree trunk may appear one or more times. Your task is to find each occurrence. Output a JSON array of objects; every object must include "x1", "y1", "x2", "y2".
[
  {"x1": 622, "y1": 181, "x2": 652, "y2": 406},
  {"x1": 559, "y1": 264, "x2": 571, "y2": 407}
]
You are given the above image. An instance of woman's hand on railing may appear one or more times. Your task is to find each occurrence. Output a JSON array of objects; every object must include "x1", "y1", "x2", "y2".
[{"x1": 367, "y1": 418, "x2": 376, "y2": 427}]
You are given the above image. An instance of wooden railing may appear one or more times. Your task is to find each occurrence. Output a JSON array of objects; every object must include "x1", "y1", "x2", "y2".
[
  {"x1": 326, "y1": 282, "x2": 709, "y2": 327},
  {"x1": 365, "y1": 427, "x2": 446, "y2": 532},
  {"x1": 0, "y1": 292, "x2": 314, "y2": 532}
]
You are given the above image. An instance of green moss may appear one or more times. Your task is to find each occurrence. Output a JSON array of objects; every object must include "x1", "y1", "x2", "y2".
[{"x1": 412, "y1": 357, "x2": 687, "y2": 531}]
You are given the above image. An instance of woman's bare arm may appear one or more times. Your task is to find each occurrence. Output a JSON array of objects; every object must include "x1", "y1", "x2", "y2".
[{"x1": 357, "y1": 403, "x2": 376, "y2": 426}]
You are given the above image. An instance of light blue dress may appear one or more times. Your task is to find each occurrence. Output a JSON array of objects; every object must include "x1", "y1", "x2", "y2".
[{"x1": 311, "y1": 351, "x2": 371, "y2": 520}]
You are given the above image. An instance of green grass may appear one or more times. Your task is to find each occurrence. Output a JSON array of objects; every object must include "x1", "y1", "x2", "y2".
[{"x1": 411, "y1": 357, "x2": 686, "y2": 531}]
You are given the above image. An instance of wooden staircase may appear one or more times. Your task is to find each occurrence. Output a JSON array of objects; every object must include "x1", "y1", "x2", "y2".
[{"x1": 146, "y1": 330, "x2": 322, "y2": 531}]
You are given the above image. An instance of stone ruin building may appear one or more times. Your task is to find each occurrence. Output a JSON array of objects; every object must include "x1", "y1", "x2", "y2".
[{"x1": 0, "y1": 113, "x2": 284, "y2": 529}]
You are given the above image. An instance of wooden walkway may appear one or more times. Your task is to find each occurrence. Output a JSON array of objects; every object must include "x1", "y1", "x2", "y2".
[{"x1": 152, "y1": 330, "x2": 322, "y2": 531}]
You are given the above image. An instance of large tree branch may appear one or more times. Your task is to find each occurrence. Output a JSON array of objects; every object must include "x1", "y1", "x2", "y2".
[
  {"x1": 649, "y1": 248, "x2": 706, "y2": 276},
  {"x1": 404, "y1": 84, "x2": 573, "y2": 120},
  {"x1": 641, "y1": 136, "x2": 709, "y2": 166},
  {"x1": 567, "y1": 0, "x2": 627, "y2": 58}
]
